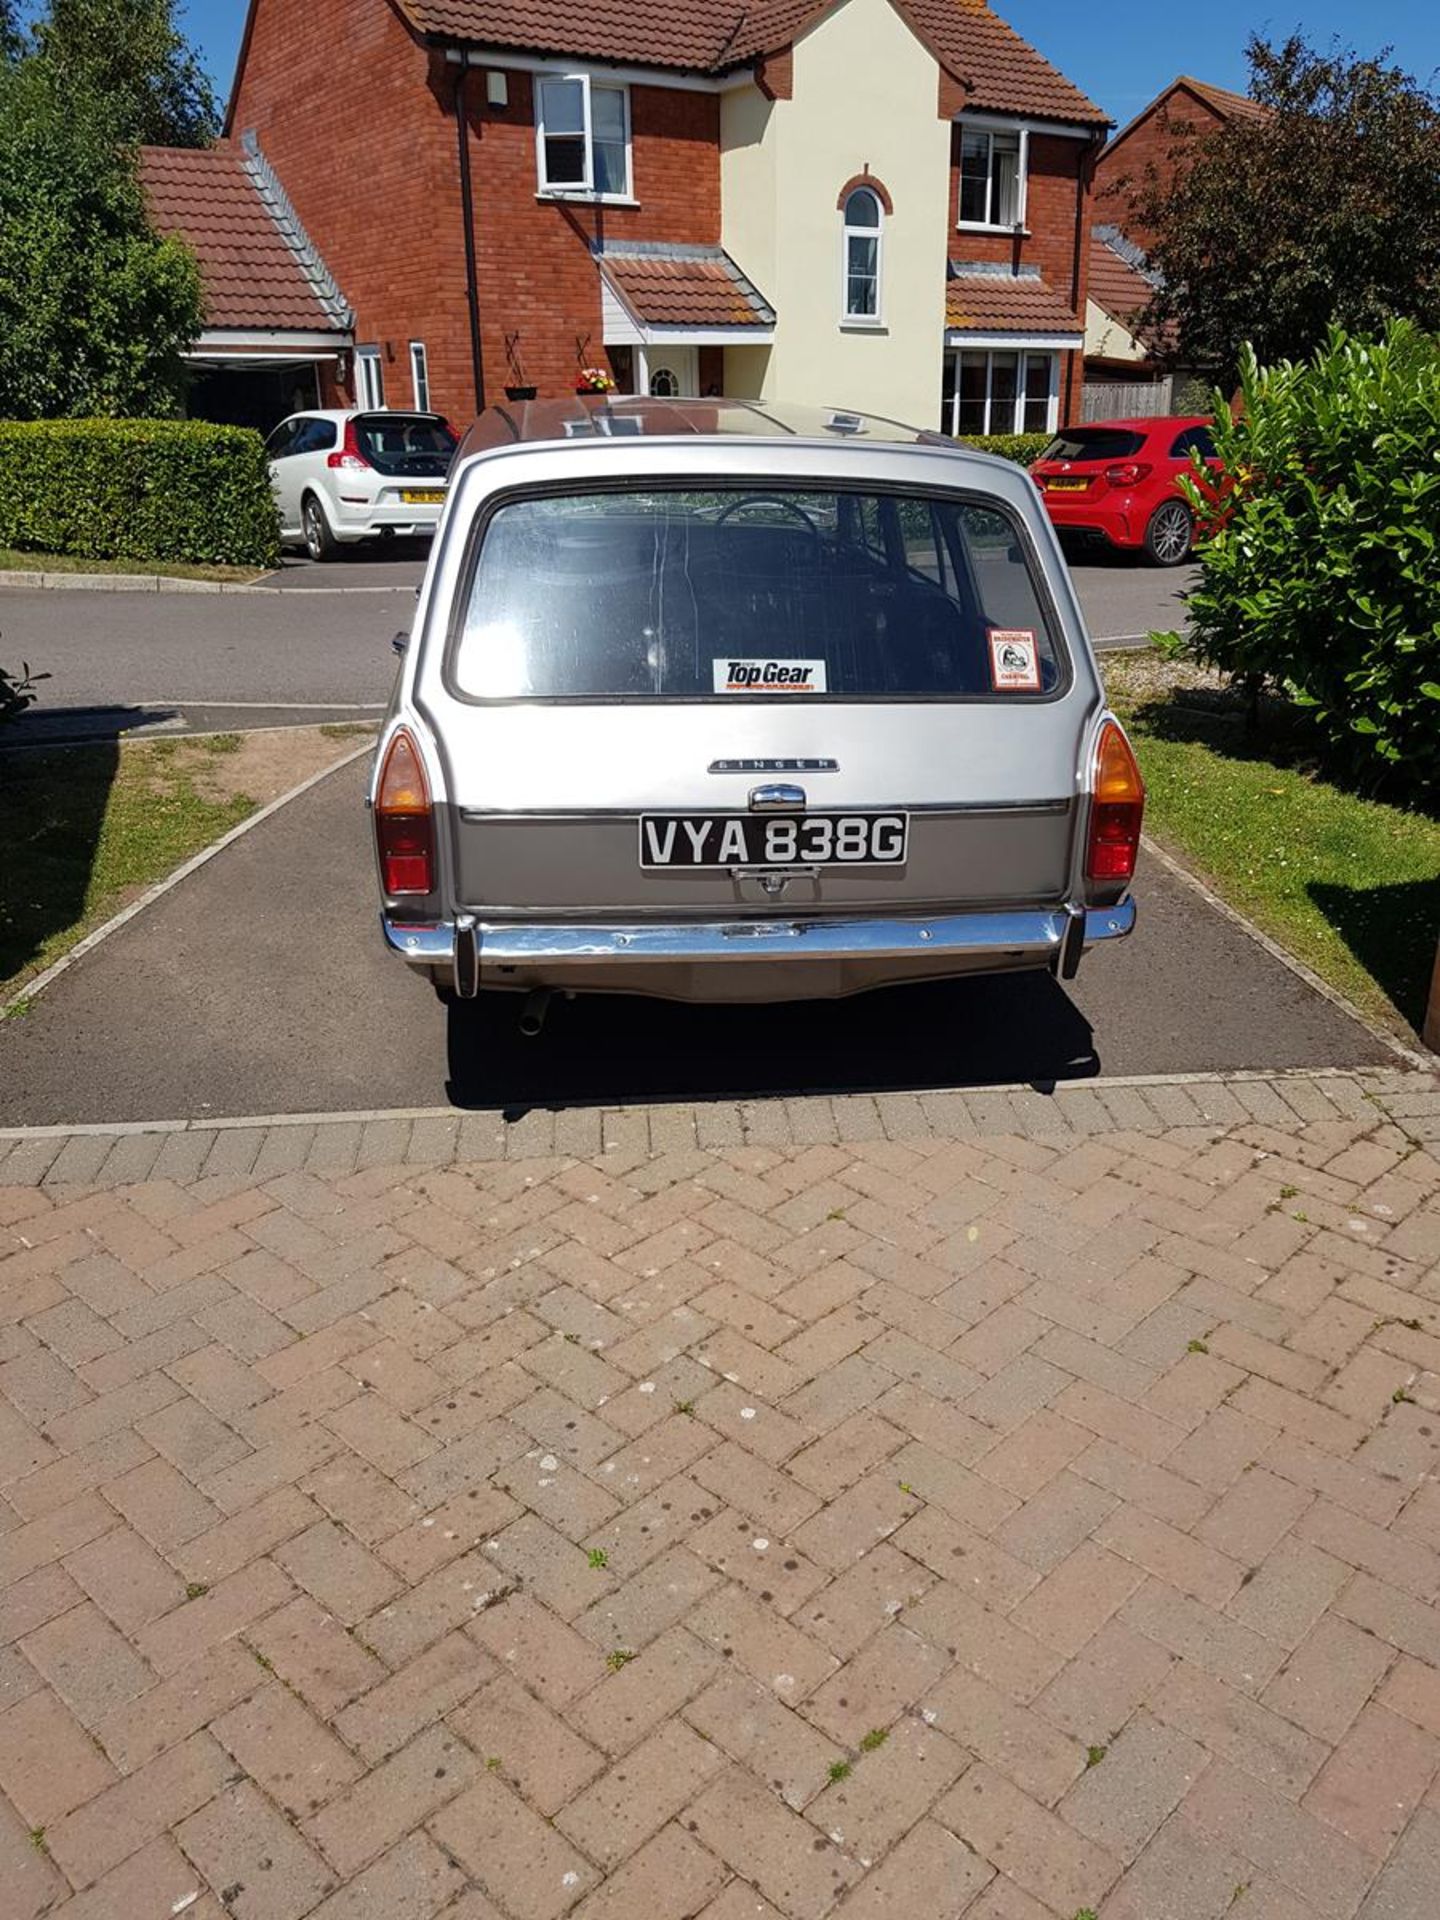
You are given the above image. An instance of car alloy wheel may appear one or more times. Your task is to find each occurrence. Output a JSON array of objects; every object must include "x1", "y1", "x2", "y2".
[
  {"x1": 1146, "y1": 500, "x2": 1192, "y2": 567},
  {"x1": 303, "y1": 497, "x2": 336, "y2": 563}
]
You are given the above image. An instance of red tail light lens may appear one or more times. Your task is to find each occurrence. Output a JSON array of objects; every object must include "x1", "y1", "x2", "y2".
[
  {"x1": 327, "y1": 418, "x2": 371, "y2": 472},
  {"x1": 1086, "y1": 722, "x2": 1145, "y2": 883},
  {"x1": 1104, "y1": 462, "x2": 1152, "y2": 488},
  {"x1": 375, "y1": 729, "x2": 434, "y2": 896}
]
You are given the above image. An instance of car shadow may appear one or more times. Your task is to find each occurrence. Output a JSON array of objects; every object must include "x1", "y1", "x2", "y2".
[
  {"x1": 5, "y1": 703, "x2": 181, "y2": 747},
  {"x1": 444, "y1": 969, "x2": 1098, "y2": 1113},
  {"x1": 1307, "y1": 879, "x2": 1439, "y2": 1037}
]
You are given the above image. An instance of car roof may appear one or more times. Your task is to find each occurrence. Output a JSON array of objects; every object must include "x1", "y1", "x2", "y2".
[
  {"x1": 1065, "y1": 415, "x2": 1210, "y2": 433},
  {"x1": 284, "y1": 409, "x2": 445, "y2": 423},
  {"x1": 453, "y1": 396, "x2": 959, "y2": 463}
]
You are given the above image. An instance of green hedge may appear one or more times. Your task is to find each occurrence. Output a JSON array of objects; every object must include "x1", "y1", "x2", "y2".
[
  {"x1": 1177, "y1": 321, "x2": 1440, "y2": 795},
  {"x1": 958, "y1": 432, "x2": 1053, "y2": 467},
  {"x1": 0, "y1": 419, "x2": 280, "y2": 568}
]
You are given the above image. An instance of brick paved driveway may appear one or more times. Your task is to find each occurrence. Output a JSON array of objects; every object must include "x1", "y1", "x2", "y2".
[{"x1": 2, "y1": 1070, "x2": 1439, "y2": 1920}]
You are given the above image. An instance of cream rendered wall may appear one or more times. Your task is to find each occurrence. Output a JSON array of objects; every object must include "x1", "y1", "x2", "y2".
[
  {"x1": 1085, "y1": 298, "x2": 1147, "y2": 364},
  {"x1": 720, "y1": 0, "x2": 950, "y2": 426}
]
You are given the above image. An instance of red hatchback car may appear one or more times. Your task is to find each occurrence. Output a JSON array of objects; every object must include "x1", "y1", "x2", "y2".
[{"x1": 1032, "y1": 415, "x2": 1219, "y2": 566}]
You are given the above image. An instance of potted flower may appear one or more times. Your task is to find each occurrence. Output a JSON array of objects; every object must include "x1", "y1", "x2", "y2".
[{"x1": 575, "y1": 367, "x2": 616, "y2": 395}]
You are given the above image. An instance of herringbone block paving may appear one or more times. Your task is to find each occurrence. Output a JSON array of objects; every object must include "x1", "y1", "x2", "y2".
[{"x1": 2, "y1": 1077, "x2": 1439, "y2": 1916}]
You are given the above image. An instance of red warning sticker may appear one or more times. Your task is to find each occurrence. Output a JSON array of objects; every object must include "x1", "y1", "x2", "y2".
[{"x1": 988, "y1": 629, "x2": 1042, "y2": 692}]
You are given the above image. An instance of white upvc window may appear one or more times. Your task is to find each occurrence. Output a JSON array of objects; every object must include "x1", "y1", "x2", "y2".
[
  {"x1": 536, "y1": 75, "x2": 631, "y2": 199},
  {"x1": 943, "y1": 348, "x2": 1057, "y2": 436},
  {"x1": 841, "y1": 187, "x2": 884, "y2": 326},
  {"x1": 409, "y1": 341, "x2": 430, "y2": 412},
  {"x1": 356, "y1": 346, "x2": 385, "y2": 410},
  {"x1": 958, "y1": 122, "x2": 1028, "y2": 230}
]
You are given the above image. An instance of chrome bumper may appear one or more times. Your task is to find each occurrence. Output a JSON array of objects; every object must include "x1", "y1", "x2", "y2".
[{"x1": 383, "y1": 899, "x2": 1136, "y2": 985}]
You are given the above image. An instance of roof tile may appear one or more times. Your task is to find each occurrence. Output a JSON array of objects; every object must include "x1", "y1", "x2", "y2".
[
  {"x1": 945, "y1": 271, "x2": 1081, "y2": 334},
  {"x1": 396, "y1": 0, "x2": 1108, "y2": 123},
  {"x1": 138, "y1": 144, "x2": 348, "y2": 334},
  {"x1": 600, "y1": 245, "x2": 774, "y2": 328}
]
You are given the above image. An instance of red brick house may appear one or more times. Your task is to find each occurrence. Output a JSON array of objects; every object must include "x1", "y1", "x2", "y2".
[
  {"x1": 1082, "y1": 76, "x2": 1266, "y2": 412},
  {"x1": 143, "y1": 0, "x2": 1111, "y2": 437}
]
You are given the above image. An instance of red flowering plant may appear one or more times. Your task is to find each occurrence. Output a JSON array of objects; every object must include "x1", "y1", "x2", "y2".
[{"x1": 575, "y1": 367, "x2": 616, "y2": 394}]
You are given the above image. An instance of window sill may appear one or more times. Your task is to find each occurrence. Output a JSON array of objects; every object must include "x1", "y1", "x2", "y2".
[
  {"x1": 840, "y1": 320, "x2": 888, "y2": 333},
  {"x1": 536, "y1": 191, "x2": 640, "y2": 208},
  {"x1": 955, "y1": 222, "x2": 1031, "y2": 237}
]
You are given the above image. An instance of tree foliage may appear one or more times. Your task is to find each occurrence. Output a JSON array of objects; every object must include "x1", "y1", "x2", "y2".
[
  {"x1": 32, "y1": 0, "x2": 217, "y2": 147},
  {"x1": 1177, "y1": 322, "x2": 1440, "y2": 797},
  {"x1": 1132, "y1": 36, "x2": 1440, "y2": 383},
  {"x1": 0, "y1": 53, "x2": 203, "y2": 417},
  {"x1": 0, "y1": 0, "x2": 214, "y2": 418}
]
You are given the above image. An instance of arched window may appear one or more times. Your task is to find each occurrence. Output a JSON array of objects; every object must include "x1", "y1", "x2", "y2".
[
  {"x1": 842, "y1": 187, "x2": 883, "y2": 324},
  {"x1": 648, "y1": 365, "x2": 680, "y2": 398}
]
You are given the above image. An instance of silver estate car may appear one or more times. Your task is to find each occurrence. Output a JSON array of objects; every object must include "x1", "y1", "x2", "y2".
[{"x1": 371, "y1": 398, "x2": 1143, "y2": 1016}]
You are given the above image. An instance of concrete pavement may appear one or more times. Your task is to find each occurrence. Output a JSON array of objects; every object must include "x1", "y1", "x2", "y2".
[
  {"x1": 0, "y1": 758, "x2": 1392, "y2": 1130},
  {"x1": 1, "y1": 1069, "x2": 1438, "y2": 1920}
]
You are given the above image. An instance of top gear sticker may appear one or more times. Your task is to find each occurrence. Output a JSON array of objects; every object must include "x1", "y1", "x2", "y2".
[
  {"x1": 714, "y1": 658, "x2": 827, "y2": 693},
  {"x1": 988, "y1": 629, "x2": 1042, "y2": 692}
]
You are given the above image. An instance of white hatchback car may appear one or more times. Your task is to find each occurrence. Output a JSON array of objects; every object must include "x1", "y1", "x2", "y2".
[{"x1": 266, "y1": 409, "x2": 458, "y2": 560}]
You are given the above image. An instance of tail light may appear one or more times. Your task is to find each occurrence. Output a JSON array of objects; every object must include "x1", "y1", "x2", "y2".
[
  {"x1": 375, "y1": 729, "x2": 434, "y2": 896},
  {"x1": 1086, "y1": 721, "x2": 1145, "y2": 884},
  {"x1": 327, "y1": 419, "x2": 371, "y2": 472},
  {"x1": 1104, "y1": 462, "x2": 1152, "y2": 488}
]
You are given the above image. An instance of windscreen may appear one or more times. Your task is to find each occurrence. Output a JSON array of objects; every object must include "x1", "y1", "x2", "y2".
[
  {"x1": 453, "y1": 487, "x2": 1063, "y2": 700},
  {"x1": 1039, "y1": 428, "x2": 1146, "y2": 463},
  {"x1": 354, "y1": 415, "x2": 457, "y2": 476}
]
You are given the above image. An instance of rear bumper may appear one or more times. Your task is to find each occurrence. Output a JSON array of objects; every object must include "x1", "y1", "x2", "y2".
[
  {"x1": 382, "y1": 900, "x2": 1136, "y2": 995},
  {"x1": 332, "y1": 499, "x2": 444, "y2": 541},
  {"x1": 1041, "y1": 493, "x2": 1141, "y2": 547}
]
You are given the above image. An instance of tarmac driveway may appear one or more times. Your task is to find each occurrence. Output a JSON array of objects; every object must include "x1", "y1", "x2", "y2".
[{"x1": 0, "y1": 759, "x2": 1390, "y2": 1129}]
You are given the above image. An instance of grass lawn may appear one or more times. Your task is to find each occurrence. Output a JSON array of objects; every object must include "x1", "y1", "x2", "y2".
[
  {"x1": 0, "y1": 546, "x2": 266, "y2": 585},
  {"x1": 1104, "y1": 651, "x2": 1440, "y2": 1041}
]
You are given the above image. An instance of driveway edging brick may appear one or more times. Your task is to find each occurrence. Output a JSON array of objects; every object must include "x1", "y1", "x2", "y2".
[{"x1": 1, "y1": 1065, "x2": 1436, "y2": 1190}]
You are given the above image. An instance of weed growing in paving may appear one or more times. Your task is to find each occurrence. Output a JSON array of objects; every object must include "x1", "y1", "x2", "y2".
[
  {"x1": 606, "y1": 1649, "x2": 635, "y2": 1672},
  {"x1": 858, "y1": 1728, "x2": 888, "y2": 1752},
  {"x1": 827, "y1": 1761, "x2": 852, "y2": 1783},
  {"x1": 185, "y1": 1582, "x2": 209, "y2": 1600},
  {"x1": 1186, "y1": 1339, "x2": 1209, "y2": 1354},
  {"x1": 587, "y1": 1548, "x2": 609, "y2": 1570},
  {"x1": 1085, "y1": 1745, "x2": 1107, "y2": 1768}
]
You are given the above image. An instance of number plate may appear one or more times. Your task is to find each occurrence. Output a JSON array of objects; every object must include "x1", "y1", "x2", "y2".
[
  {"x1": 402, "y1": 489, "x2": 444, "y2": 505},
  {"x1": 1045, "y1": 478, "x2": 1089, "y2": 492},
  {"x1": 640, "y1": 813, "x2": 908, "y2": 870}
]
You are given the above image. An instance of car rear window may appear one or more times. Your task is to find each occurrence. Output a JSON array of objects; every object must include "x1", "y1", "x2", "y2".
[
  {"x1": 451, "y1": 486, "x2": 1064, "y2": 701},
  {"x1": 1039, "y1": 428, "x2": 1146, "y2": 463},
  {"x1": 354, "y1": 414, "x2": 456, "y2": 475}
]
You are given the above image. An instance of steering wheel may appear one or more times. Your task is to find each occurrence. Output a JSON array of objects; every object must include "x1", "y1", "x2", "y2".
[{"x1": 714, "y1": 495, "x2": 821, "y2": 540}]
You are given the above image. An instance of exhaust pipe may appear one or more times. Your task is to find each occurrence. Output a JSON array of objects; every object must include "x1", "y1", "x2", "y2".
[{"x1": 518, "y1": 989, "x2": 551, "y2": 1038}]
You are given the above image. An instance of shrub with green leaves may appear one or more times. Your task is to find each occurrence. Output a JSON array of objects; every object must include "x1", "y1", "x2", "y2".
[
  {"x1": 0, "y1": 418, "x2": 280, "y2": 568},
  {"x1": 959, "y1": 432, "x2": 1052, "y2": 468},
  {"x1": 1177, "y1": 321, "x2": 1440, "y2": 795}
]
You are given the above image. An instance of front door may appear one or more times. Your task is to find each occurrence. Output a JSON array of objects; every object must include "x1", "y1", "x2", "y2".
[{"x1": 642, "y1": 346, "x2": 699, "y2": 398}]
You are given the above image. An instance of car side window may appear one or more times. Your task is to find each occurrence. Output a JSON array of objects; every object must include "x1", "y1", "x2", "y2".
[
  {"x1": 290, "y1": 420, "x2": 334, "y2": 457},
  {"x1": 1169, "y1": 425, "x2": 1216, "y2": 461},
  {"x1": 266, "y1": 420, "x2": 299, "y2": 460}
]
